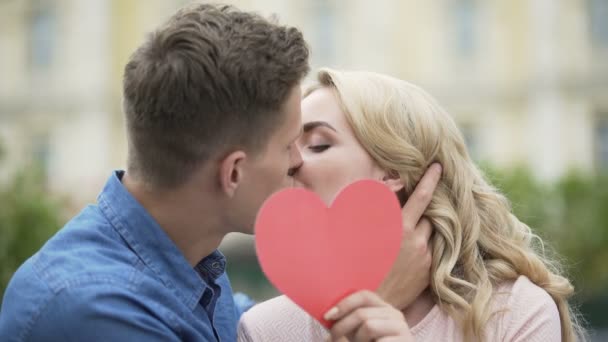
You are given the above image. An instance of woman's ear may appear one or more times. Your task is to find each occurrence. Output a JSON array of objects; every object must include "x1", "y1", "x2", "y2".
[
  {"x1": 218, "y1": 150, "x2": 247, "y2": 197},
  {"x1": 382, "y1": 170, "x2": 405, "y2": 193}
]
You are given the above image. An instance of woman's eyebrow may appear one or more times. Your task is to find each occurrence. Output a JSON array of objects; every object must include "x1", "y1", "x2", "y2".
[{"x1": 302, "y1": 121, "x2": 338, "y2": 133}]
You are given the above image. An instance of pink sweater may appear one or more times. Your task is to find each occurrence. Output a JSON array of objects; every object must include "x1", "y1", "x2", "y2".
[{"x1": 237, "y1": 276, "x2": 562, "y2": 341}]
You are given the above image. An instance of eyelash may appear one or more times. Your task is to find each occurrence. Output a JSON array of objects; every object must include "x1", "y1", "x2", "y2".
[{"x1": 309, "y1": 145, "x2": 330, "y2": 153}]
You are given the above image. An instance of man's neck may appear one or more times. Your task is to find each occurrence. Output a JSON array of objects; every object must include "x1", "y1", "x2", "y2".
[{"x1": 122, "y1": 172, "x2": 226, "y2": 266}]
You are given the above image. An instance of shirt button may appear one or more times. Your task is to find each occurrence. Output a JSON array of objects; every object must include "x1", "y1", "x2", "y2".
[{"x1": 211, "y1": 261, "x2": 221, "y2": 269}]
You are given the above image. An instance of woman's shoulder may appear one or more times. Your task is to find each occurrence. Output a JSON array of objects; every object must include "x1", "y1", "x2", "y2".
[
  {"x1": 241, "y1": 295, "x2": 306, "y2": 322},
  {"x1": 238, "y1": 295, "x2": 327, "y2": 342},
  {"x1": 497, "y1": 275, "x2": 557, "y2": 312},
  {"x1": 490, "y1": 275, "x2": 561, "y2": 341}
]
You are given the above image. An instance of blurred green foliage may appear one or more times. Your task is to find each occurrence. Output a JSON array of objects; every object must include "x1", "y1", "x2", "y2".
[
  {"x1": 482, "y1": 165, "x2": 608, "y2": 299},
  {"x1": 482, "y1": 165, "x2": 608, "y2": 328},
  {"x1": 0, "y1": 161, "x2": 63, "y2": 299}
]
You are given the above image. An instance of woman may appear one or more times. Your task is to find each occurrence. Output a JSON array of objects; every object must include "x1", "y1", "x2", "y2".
[{"x1": 238, "y1": 69, "x2": 585, "y2": 341}]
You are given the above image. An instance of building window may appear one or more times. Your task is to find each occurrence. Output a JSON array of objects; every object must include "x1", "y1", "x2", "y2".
[
  {"x1": 28, "y1": 6, "x2": 56, "y2": 69},
  {"x1": 596, "y1": 115, "x2": 608, "y2": 170},
  {"x1": 452, "y1": 0, "x2": 478, "y2": 59},
  {"x1": 589, "y1": 0, "x2": 608, "y2": 49}
]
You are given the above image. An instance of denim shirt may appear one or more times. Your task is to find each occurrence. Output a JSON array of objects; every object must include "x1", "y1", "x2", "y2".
[{"x1": 0, "y1": 171, "x2": 254, "y2": 341}]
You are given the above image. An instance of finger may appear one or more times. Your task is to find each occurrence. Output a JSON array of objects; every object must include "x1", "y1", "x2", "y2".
[
  {"x1": 324, "y1": 290, "x2": 385, "y2": 321},
  {"x1": 401, "y1": 163, "x2": 442, "y2": 230},
  {"x1": 411, "y1": 218, "x2": 432, "y2": 261},
  {"x1": 353, "y1": 319, "x2": 407, "y2": 342},
  {"x1": 416, "y1": 217, "x2": 433, "y2": 242},
  {"x1": 418, "y1": 218, "x2": 433, "y2": 268},
  {"x1": 329, "y1": 307, "x2": 397, "y2": 340}
]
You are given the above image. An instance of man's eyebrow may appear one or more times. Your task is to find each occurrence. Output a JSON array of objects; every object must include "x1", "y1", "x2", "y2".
[{"x1": 302, "y1": 121, "x2": 337, "y2": 133}]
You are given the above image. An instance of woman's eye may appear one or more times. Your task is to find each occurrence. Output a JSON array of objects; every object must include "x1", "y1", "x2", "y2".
[{"x1": 309, "y1": 145, "x2": 330, "y2": 153}]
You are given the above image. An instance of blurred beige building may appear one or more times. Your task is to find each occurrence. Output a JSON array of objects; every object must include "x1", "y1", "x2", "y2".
[{"x1": 1, "y1": 0, "x2": 607, "y2": 207}]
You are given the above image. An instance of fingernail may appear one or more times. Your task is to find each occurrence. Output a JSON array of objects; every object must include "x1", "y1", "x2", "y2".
[
  {"x1": 432, "y1": 163, "x2": 442, "y2": 175},
  {"x1": 324, "y1": 307, "x2": 339, "y2": 321}
]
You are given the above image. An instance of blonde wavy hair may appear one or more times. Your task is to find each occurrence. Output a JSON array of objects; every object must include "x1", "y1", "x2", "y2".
[{"x1": 304, "y1": 68, "x2": 585, "y2": 341}]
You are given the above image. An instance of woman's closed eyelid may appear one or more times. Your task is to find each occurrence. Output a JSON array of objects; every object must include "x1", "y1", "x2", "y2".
[
  {"x1": 300, "y1": 130, "x2": 334, "y2": 151},
  {"x1": 308, "y1": 144, "x2": 330, "y2": 152}
]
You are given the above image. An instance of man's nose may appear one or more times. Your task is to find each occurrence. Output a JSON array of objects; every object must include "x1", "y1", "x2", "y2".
[
  {"x1": 287, "y1": 161, "x2": 302, "y2": 177},
  {"x1": 287, "y1": 145, "x2": 303, "y2": 177}
]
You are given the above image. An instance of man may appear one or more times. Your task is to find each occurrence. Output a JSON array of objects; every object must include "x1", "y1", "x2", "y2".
[{"x1": 0, "y1": 3, "x2": 438, "y2": 341}]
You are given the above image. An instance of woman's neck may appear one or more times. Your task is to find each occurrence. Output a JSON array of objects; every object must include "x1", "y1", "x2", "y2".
[{"x1": 402, "y1": 289, "x2": 435, "y2": 327}]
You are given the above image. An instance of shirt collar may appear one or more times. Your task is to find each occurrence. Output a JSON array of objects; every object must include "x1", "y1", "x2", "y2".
[{"x1": 97, "y1": 170, "x2": 226, "y2": 310}]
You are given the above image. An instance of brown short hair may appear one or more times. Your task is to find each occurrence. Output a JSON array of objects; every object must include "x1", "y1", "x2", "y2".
[{"x1": 123, "y1": 3, "x2": 309, "y2": 188}]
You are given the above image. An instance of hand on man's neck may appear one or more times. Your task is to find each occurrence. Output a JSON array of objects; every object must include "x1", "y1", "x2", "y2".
[{"x1": 122, "y1": 172, "x2": 227, "y2": 267}]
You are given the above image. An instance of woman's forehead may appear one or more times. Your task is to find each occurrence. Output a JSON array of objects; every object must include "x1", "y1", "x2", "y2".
[{"x1": 301, "y1": 88, "x2": 346, "y2": 126}]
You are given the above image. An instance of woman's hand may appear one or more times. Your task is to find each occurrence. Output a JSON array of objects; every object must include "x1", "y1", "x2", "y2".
[
  {"x1": 377, "y1": 163, "x2": 442, "y2": 310},
  {"x1": 324, "y1": 290, "x2": 414, "y2": 342}
]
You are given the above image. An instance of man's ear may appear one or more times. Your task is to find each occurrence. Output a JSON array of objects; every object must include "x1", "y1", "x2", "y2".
[
  {"x1": 219, "y1": 150, "x2": 247, "y2": 197},
  {"x1": 382, "y1": 170, "x2": 405, "y2": 193}
]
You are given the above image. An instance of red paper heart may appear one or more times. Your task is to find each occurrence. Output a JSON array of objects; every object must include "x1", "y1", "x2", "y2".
[{"x1": 255, "y1": 180, "x2": 402, "y2": 327}]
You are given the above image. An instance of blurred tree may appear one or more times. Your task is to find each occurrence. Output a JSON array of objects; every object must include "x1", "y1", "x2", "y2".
[
  {"x1": 483, "y1": 165, "x2": 608, "y2": 328},
  {"x1": 0, "y1": 143, "x2": 63, "y2": 299},
  {"x1": 552, "y1": 172, "x2": 608, "y2": 293}
]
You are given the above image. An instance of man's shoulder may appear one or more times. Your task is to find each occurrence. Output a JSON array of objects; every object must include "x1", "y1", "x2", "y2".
[
  {"x1": 1, "y1": 246, "x2": 184, "y2": 341},
  {"x1": 1, "y1": 276, "x2": 181, "y2": 341},
  {"x1": 32, "y1": 204, "x2": 141, "y2": 290},
  {"x1": 0, "y1": 203, "x2": 150, "y2": 327},
  {"x1": 2, "y1": 239, "x2": 147, "y2": 311}
]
